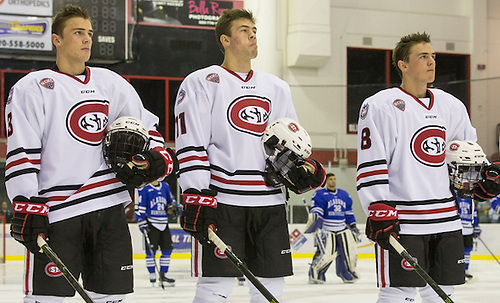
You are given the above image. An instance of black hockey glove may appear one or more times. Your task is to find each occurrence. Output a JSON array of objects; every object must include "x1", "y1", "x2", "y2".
[
  {"x1": 365, "y1": 201, "x2": 399, "y2": 251},
  {"x1": 115, "y1": 147, "x2": 178, "y2": 188},
  {"x1": 281, "y1": 159, "x2": 326, "y2": 194},
  {"x1": 10, "y1": 196, "x2": 49, "y2": 254},
  {"x1": 473, "y1": 162, "x2": 500, "y2": 201},
  {"x1": 180, "y1": 188, "x2": 217, "y2": 246}
]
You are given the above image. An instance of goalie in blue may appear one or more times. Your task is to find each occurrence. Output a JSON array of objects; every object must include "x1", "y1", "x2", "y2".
[{"x1": 305, "y1": 173, "x2": 360, "y2": 284}]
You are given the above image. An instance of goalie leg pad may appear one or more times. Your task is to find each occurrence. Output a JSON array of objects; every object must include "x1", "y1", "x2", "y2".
[
  {"x1": 309, "y1": 232, "x2": 336, "y2": 283},
  {"x1": 335, "y1": 229, "x2": 359, "y2": 282}
]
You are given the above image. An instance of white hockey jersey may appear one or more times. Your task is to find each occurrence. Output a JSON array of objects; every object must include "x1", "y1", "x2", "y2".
[
  {"x1": 174, "y1": 65, "x2": 297, "y2": 207},
  {"x1": 356, "y1": 87, "x2": 477, "y2": 235},
  {"x1": 5, "y1": 67, "x2": 164, "y2": 223}
]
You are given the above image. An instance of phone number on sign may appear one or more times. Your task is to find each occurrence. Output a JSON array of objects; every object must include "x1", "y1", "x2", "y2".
[{"x1": 0, "y1": 39, "x2": 46, "y2": 49}]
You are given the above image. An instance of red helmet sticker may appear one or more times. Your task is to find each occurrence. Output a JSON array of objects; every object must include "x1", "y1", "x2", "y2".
[
  {"x1": 228, "y1": 95, "x2": 271, "y2": 136},
  {"x1": 66, "y1": 100, "x2": 109, "y2": 146},
  {"x1": 410, "y1": 125, "x2": 446, "y2": 167},
  {"x1": 288, "y1": 122, "x2": 299, "y2": 132}
]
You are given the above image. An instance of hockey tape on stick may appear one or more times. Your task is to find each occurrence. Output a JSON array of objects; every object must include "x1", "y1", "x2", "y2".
[
  {"x1": 37, "y1": 235, "x2": 96, "y2": 303},
  {"x1": 477, "y1": 235, "x2": 500, "y2": 266},
  {"x1": 389, "y1": 236, "x2": 454, "y2": 303},
  {"x1": 207, "y1": 227, "x2": 280, "y2": 303},
  {"x1": 142, "y1": 230, "x2": 165, "y2": 289}
]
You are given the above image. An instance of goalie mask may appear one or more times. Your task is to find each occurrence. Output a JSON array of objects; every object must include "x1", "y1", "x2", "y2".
[
  {"x1": 446, "y1": 140, "x2": 487, "y2": 198},
  {"x1": 103, "y1": 116, "x2": 150, "y2": 169},
  {"x1": 261, "y1": 118, "x2": 312, "y2": 187}
]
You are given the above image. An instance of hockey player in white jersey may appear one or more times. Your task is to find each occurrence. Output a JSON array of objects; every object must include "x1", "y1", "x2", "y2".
[
  {"x1": 174, "y1": 9, "x2": 325, "y2": 302},
  {"x1": 356, "y1": 32, "x2": 500, "y2": 302},
  {"x1": 6, "y1": 5, "x2": 176, "y2": 303}
]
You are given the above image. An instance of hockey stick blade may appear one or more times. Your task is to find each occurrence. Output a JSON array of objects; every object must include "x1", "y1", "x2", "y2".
[
  {"x1": 37, "y1": 235, "x2": 96, "y2": 303},
  {"x1": 207, "y1": 227, "x2": 280, "y2": 303},
  {"x1": 142, "y1": 230, "x2": 165, "y2": 289},
  {"x1": 477, "y1": 235, "x2": 500, "y2": 266},
  {"x1": 389, "y1": 236, "x2": 454, "y2": 303}
]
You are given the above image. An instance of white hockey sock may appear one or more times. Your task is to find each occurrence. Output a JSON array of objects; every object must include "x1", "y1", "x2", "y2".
[
  {"x1": 248, "y1": 277, "x2": 284, "y2": 303},
  {"x1": 24, "y1": 295, "x2": 64, "y2": 303},
  {"x1": 193, "y1": 277, "x2": 234, "y2": 303},
  {"x1": 86, "y1": 291, "x2": 126, "y2": 303},
  {"x1": 419, "y1": 284, "x2": 454, "y2": 303}
]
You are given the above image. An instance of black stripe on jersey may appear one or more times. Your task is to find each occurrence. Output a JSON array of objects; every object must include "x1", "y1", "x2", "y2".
[
  {"x1": 356, "y1": 179, "x2": 389, "y2": 191},
  {"x1": 211, "y1": 185, "x2": 282, "y2": 196},
  {"x1": 399, "y1": 215, "x2": 460, "y2": 225},
  {"x1": 394, "y1": 196, "x2": 456, "y2": 206},
  {"x1": 176, "y1": 145, "x2": 206, "y2": 155},
  {"x1": 211, "y1": 164, "x2": 265, "y2": 176},
  {"x1": 39, "y1": 185, "x2": 82, "y2": 195},
  {"x1": 6, "y1": 147, "x2": 41, "y2": 159},
  {"x1": 5, "y1": 168, "x2": 39, "y2": 182},
  {"x1": 179, "y1": 165, "x2": 211, "y2": 175},
  {"x1": 357, "y1": 159, "x2": 387, "y2": 171},
  {"x1": 49, "y1": 185, "x2": 128, "y2": 211},
  {"x1": 150, "y1": 137, "x2": 164, "y2": 145}
]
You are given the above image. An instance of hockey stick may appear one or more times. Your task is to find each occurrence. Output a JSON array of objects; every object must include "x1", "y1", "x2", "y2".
[
  {"x1": 207, "y1": 227, "x2": 280, "y2": 303},
  {"x1": 477, "y1": 235, "x2": 500, "y2": 266},
  {"x1": 389, "y1": 236, "x2": 454, "y2": 303},
  {"x1": 37, "y1": 235, "x2": 96, "y2": 303},
  {"x1": 141, "y1": 230, "x2": 165, "y2": 289}
]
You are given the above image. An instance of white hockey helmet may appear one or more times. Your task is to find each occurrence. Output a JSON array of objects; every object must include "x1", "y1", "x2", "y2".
[
  {"x1": 261, "y1": 118, "x2": 312, "y2": 160},
  {"x1": 446, "y1": 140, "x2": 487, "y2": 198},
  {"x1": 103, "y1": 116, "x2": 150, "y2": 169}
]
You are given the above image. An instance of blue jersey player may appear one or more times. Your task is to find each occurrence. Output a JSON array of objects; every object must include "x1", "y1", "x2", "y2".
[
  {"x1": 136, "y1": 180, "x2": 182, "y2": 286},
  {"x1": 305, "y1": 173, "x2": 360, "y2": 283},
  {"x1": 457, "y1": 195, "x2": 480, "y2": 281}
]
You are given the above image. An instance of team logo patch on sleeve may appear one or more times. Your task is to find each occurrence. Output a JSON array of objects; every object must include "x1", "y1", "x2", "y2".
[
  {"x1": 39, "y1": 78, "x2": 55, "y2": 89},
  {"x1": 360, "y1": 103, "x2": 369, "y2": 120},
  {"x1": 206, "y1": 73, "x2": 220, "y2": 83},
  {"x1": 176, "y1": 89, "x2": 186, "y2": 105},
  {"x1": 227, "y1": 95, "x2": 271, "y2": 136},
  {"x1": 393, "y1": 99, "x2": 405, "y2": 111}
]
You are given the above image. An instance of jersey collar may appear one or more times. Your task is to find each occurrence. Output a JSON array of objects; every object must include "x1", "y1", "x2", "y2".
[
  {"x1": 397, "y1": 87, "x2": 434, "y2": 110},
  {"x1": 220, "y1": 66, "x2": 254, "y2": 82},
  {"x1": 51, "y1": 66, "x2": 91, "y2": 84}
]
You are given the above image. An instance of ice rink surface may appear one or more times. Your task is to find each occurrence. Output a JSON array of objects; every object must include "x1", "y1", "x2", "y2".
[{"x1": 1, "y1": 256, "x2": 500, "y2": 302}]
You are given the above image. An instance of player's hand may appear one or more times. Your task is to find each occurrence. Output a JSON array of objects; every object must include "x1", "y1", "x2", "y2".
[
  {"x1": 138, "y1": 220, "x2": 149, "y2": 234},
  {"x1": 365, "y1": 201, "x2": 399, "y2": 250},
  {"x1": 350, "y1": 223, "x2": 362, "y2": 243},
  {"x1": 115, "y1": 147, "x2": 178, "y2": 188},
  {"x1": 180, "y1": 188, "x2": 217, "y2": 245},
  {"x1": 10, "y1": 196, "x2": 49, "y2": 254},
  {"x1": 473, "y1": 162, "x2": 500, "y2": 201},
  {"x1": 473, "y1": 226, "x2": 481, "y2": 238},
  {"x1": 283, "y1": 159, "x2": 326, "y2": 194}
]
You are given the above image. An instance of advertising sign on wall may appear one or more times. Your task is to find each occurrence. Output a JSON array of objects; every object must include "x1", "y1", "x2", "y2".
[
  {"x1": 0, "y1": 0, "x2": 53, "y2": 16},
  {"x1": 0, "y1": 15, "x2": 52, "y2": 51}
]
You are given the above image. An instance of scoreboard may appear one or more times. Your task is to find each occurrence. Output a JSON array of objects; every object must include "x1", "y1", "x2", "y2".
[{"x1": 0, "y1": 0, "x2": 128, "y2": 63}]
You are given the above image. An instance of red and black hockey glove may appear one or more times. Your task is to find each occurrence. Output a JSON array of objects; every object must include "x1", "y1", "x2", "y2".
[
  {"x1": 10, "y1": 196, "x2": 49, "y2": 254},
  {"x1": 180, "y1": 188, "x2": 217, "y2": 245},
  {"x1": 282, "y1": 159, "x2": 326, "y2": 194},
  {"x1": 473, "y1": 162, "x2": 500, "y2": 201},
  {"x1": 116, "y1": 147, "x2": 178, "y2": 188},
  {"x1": 365, "y1": 201, "x2": 399, "y2": 251}
]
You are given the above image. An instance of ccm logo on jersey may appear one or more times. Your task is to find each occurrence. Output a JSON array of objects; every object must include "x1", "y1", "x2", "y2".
[
  {"x1": 13, "y1": 202, "x2": 49, "y2": 215},
  {"x1": 182, "y1": 194, "x2": 217, "y2": 208}
]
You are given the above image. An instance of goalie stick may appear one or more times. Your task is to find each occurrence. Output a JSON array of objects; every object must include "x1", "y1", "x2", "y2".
[
  {"x1": 389, "y1": 236, "x2": 454, "y2": 303},
  {"x1": 207, "y1": 227, "x2": 280, "y2": 303},
  {"x1": 142, "y1": 230, "x2": 165, "y2": 289},
  {"x1": 476, "y1": 235, "x2": 500, "y2": 266},
  {"x1": 37, "y1": 235, "x2": 96, "y2": 303}
]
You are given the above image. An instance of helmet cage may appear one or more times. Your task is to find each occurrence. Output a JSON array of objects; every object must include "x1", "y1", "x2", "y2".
[{"x1": 448, "y1": 162, "x2": 485, "y2": 198}]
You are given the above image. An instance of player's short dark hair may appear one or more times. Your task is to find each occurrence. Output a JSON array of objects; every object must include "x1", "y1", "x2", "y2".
[
  {"x1": 52, "y1": 4, "x2": 91, "y2": 36},
  {"x1": 325, "y1": 173, "x2": 335, "y2": 179},
  {"x1": 392, "y1": 32, "x2": 431, "y2": 79},
  {"x1": 215, "y1": 9, "x2": 255, "y2": 54}
]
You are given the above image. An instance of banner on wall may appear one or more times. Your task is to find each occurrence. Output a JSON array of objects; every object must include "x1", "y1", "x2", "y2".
[
  {"x1": 0, "y1": 15, "x2": 53, "y2": 51},
  {"x1": 132, "y1": 0, "x2": 244, "y2": 29},
  {"x1": 0, "y1": 0, "x2": 53, "y2": 16}
]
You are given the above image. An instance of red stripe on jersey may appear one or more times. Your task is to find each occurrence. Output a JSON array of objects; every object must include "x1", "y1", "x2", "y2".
[
  {"x1": 211, "y1": 175, "x2": 267, "y2": 186},
  {"x1": 357, "y1": 169, "x2": 388, "y2": 181},
  {"x1": 148, "y1": 130, "x2": 162, "y2": 138},
  {"x1": 48, "y1": 178, "x2": 122, "y2": 202},
  {"x1": 193, "y1": 240, "x2": 199, "y2": 277},
  {"x1": 5, "y1": 158, "x2": 41, "y2": 171},
  {"x1": 398, "y1": 206, "x2": 457, "y2": 215},
  {"x1": 25, "y1": 252, "x2": 31, "y2": 295},
  {"x1": 379, "y1": 246, "x2": 387, "y2": 287},
  {"x1": 179, "y1": 155, "x2": 209, "y2": 164}
]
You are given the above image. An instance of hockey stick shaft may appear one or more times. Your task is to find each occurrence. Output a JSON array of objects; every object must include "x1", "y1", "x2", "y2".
[
  {"x1": 389, "y1": 236, "x2": 454, "y2": 303},
  {"x1": 477, "y1": 236, "x2": 500, "y2": 265},
  {"x1": 207, "y1": 228, "x2": 280, "y2": 303},
  {"x1": 37, "y1": 235, "x2": 96, "y2": 303},
  {"x1": 142, "y1": 230, "x2": 165, "y2": 289}
]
